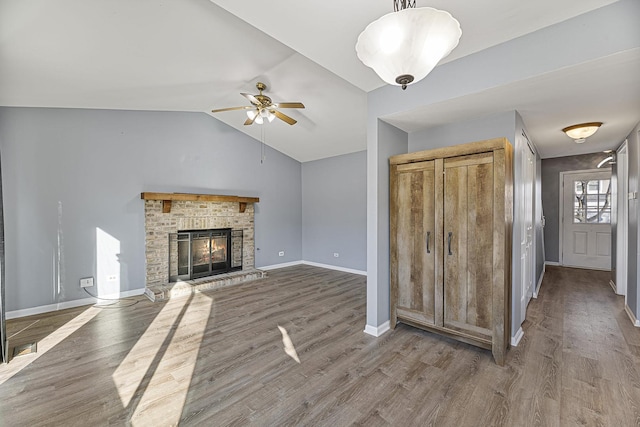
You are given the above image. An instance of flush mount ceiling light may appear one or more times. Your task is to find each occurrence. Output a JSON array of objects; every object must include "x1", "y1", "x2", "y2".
[
  {"x1": 355, "y1": 1, "x2": 462, "y2": 90},
  {"x1": 562, "y1": 122, "x2": 603, "y2": 144}
]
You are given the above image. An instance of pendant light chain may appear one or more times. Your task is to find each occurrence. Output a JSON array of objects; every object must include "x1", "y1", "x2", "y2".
[
  {"x1": 393, "y1": 0, "x2": 416, "y2": 12},
  {"x1": 260, "y1": 125, "x2": 266, "y2": 164}
]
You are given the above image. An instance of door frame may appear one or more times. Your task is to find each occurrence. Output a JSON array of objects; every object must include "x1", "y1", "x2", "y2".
[
  {"x1": 559, "y1": 168, "x2": 612, "y2": 269},
  {"x1": 616, "y1": 142, "x2": 629, "y2": 299},
  {"x1": 0, "y1": 151, "x2": 5, "y2": 363}
]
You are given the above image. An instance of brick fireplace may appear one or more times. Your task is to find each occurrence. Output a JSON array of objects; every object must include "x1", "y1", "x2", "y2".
[{"x1": 141, "y1": 193, "x2": 259, "y2": 289}]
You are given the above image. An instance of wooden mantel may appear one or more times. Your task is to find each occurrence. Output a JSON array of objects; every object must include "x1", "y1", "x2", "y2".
[{"x1": 141, "y1": 192, "x2": 259, "y2": 213}]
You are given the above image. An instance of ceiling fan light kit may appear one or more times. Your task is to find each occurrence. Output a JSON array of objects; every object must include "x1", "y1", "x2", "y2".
[
  {"x1": 211, "y1": 82, "x2": 304, "y2": 126},
  {"x1": 355, "y1": 1, "x2": 462, "y2": 90},
  {"x1": 246, "y1": 109, "x2": 275, "y2": 124},
  {"x1": 562, "y1": 122, "x2": 603, "y2": 143}
]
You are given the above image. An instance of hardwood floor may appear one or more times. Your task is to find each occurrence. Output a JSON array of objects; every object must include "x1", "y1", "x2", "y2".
[{"x1": 1, "y1": 265, "x2": 639, "y2": 426}]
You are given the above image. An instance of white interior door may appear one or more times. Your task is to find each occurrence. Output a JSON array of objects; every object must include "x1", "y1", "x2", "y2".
[
  {"x1": 521, "y1": 143, "x2": 535, "y2": 314},
  {"x1": 562, "y1": 170, "x2": 612, "y2": 270}
]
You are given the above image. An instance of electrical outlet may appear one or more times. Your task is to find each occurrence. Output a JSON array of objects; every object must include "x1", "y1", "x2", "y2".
[
  {"x1": 80, "y1": 277, "x2": 94, "y2": 288},
  {"x1": 278, "y1": 251, "x2": 285, "y2": 257},
  {"x1": 333, "y1": 253, "x2": 339, "y2": 258}
]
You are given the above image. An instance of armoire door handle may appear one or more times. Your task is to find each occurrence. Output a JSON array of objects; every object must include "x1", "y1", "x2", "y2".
[
  {"x1": 447, "y1": 232, "x2": 453, "y2": 255},
  {"x1": 426, "y1": 231, "x2": 431, "y2": 253}
]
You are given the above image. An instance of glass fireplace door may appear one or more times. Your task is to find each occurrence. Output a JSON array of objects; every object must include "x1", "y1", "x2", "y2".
[
  {"x1": 171, "y1": 229, "x2": 234, "y2": 281},
  {"x1": 191, "y1": 232, "x2": 212, "y2": 277}
]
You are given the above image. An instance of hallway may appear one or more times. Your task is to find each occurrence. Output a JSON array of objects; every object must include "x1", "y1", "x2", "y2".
[{"x1": 514, "y1": 265, "x2": 640, "y2": 425}]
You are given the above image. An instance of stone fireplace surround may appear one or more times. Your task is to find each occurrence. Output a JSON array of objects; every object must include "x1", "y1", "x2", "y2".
[{"x1": 142, "y1": 193, "x2": 264, "y2": 299}]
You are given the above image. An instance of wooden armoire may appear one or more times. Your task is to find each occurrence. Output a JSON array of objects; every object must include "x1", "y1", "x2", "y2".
[{"x1": 389, "y1": 138, "x2": 513, "y2": 365}]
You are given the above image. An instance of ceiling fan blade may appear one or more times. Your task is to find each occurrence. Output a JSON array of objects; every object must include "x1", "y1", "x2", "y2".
[
  {"x1": 274, "y1": 102, "x2": 305, "y2": 109},
  {"x1": 244, "y1": 114, "x2": 256, "y2": 126},
  {"x1": 211, "y1": 106, "x2": 252, "y2": 113},
  {"x1": 241, "y1": 92, "x2": 261, "y2": 106},
  {"x1": 273, "y1": 109, "x2": 297, "y2": 125}
]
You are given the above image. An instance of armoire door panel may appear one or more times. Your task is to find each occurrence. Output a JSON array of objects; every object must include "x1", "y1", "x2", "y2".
[
  {"x1": 394, "y1": 161, "x2": 437, "y2": 326},
  {"x1": 444, "y1": 153, "x2": 494, "y2": 340},
  {"x1": 443, "y1": 165, "x2": 468, "y2": 329}
]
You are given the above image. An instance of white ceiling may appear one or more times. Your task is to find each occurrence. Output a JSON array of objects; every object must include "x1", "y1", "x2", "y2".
[{"x1": 0, "y1": 0, "x2": 637, "y2": 161}]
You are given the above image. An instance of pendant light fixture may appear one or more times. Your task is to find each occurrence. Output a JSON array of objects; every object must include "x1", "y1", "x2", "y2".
[
  {"x1": 355, "y1": 1, "x2": 462, "y2": 90},
  {"x1": 562, "y1": 122, "x2": 603, "y2": 144}
]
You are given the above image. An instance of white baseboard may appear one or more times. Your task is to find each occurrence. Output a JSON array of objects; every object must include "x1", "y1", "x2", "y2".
[
  {"x1": 545, "y1": 261, "x2": 560, "y2": 266},
  {"x1": 511, "y1": 327, "x2": 524, "y2": 347},
  {"x1": 533, "y1": 264, "x2": 546, "y2": 299},
  {"x1": 301, "y1": 261, "x2": 367, "y2": 276},
  {"x1": 609, "y1": 280, "x2": 617, "y2": 293},
  {"x1": 364, "y1": 321, "x2": 390, "y2": 337},
  {"x1": 6, "y1": 288, "x2": 146, "y2": 319},
  {"x1": 259, "y1": 260, "x2": 367, "y2": 276},
  {"x1": 625, "y1": 304, "x2": 640, "y2": 327},
  {"x1": 258, "y1": 261, "x2": 303, "y2": 270}
]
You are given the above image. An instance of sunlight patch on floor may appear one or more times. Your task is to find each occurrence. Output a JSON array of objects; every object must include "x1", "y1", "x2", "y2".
[
  {"x1": 111, "y1": 295, "x2": 189, "y2": 408},
  {"x1": 0, "y1": 308, "x2": 100, "y2": 385},
  {"x1": 109, "y1": 294, "x2": 214, "y2": 425},
  {"x1": 277, "y1": 325, "x2": 300, "y2": 364},
  {"x1": 131, "y1": 295, "x2": 213, "y2": 425}
]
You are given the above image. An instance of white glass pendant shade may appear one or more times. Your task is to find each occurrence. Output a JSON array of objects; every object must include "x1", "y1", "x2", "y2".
[{"x1": 356, "y1": 7, "x2": 461, "y2": 89}]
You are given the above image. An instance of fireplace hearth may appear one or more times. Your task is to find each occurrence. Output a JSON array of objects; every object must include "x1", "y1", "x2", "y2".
[{"x1": 169, "y1": 228, "x2": 243, "y2": 281}]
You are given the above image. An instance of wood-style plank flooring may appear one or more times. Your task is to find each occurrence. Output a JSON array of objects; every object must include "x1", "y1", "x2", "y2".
[{"x1": 1, "y1": 265, "x2": 639, "y2": 426}]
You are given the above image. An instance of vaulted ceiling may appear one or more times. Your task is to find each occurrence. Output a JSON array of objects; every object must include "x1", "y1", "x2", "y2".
[{"x1": 1, "y1": 0, "x2": 638, "y2": 161}]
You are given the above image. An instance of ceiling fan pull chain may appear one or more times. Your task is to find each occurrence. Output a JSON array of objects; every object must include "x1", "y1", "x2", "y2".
[{"x1": 261, "y1": 125, "x2": 266, "y2": 164}]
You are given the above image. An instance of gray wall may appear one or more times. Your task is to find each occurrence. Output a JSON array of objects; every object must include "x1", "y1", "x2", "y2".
[
  {"x1": 0, "y1": 107, "x2": 303, "y2": 312},
  {"x1": 409, "y1": 111, "x2": 516, "y2": 152},
  {"x1": 365, "y1": 119, "x2": 408, "y2": 330},
  {"x1": 626, "y1": 122, "x2": 640, "y2": 317},
  {"x1": 541, "y1": 152, "x2": 612, "y2": 263},
  {"x1": 302, "y1": 151, "x2": 366, "y2": 271}
]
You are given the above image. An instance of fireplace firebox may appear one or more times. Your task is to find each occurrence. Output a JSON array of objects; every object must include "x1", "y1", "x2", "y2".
[{"x1": 169, "y1": 228, "x2": 243, "y2": 281}]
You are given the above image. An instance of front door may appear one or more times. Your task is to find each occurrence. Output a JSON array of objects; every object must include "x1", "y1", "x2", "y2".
[{"x1": 561, "y1": 170, "x2": 612, "y2": 270}]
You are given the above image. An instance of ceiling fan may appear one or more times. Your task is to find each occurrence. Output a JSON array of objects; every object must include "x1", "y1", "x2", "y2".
[{"x1": 211, "y1": 82, "x2": 305, "y2": 126}]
